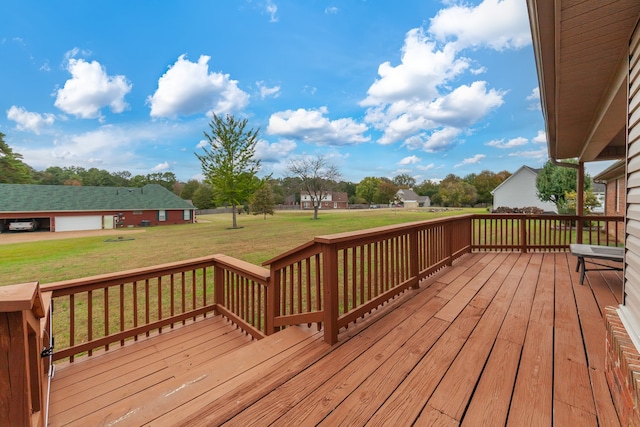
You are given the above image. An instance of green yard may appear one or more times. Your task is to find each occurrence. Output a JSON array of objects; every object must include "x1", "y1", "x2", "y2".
[{"x1": 0, "y1": 208, "x2": 482, "y2": 287}]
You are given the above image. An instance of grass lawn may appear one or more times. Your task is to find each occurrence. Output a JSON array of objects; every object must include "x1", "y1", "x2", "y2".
[{"x1": 0, "y1": 208, "x2": 484, "y2": 287}]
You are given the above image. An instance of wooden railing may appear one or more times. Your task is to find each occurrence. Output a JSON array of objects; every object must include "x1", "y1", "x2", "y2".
[
  {"x1": 41, "y1": 254, "x2": 269, "y2": 363},
  {"x1": 0, "y1": 282, "x2": 51, "y2": 427},
  {"x1": 471, "y1": 214, "x2": 624, "y2": 251},
  {"x1": 263, "y1": 215, "x2": 473, "y2": 344},
  {"x1": 0, "y1": 213, "x2": 627, "y2": 424}
]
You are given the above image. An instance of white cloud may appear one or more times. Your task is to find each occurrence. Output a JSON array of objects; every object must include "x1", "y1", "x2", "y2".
[
  {"x1": 533, "y1": 130, "x2": 546, "y2": 144},
  {"x1": 7, "y1": 106, "x2": 55, "y2": 134},
  {"x1": 402, "y1": 127, "x2": 462, "y2": 152},
  {"x1": 147, "y1": 54, "x2": 249, "y2": 119},
  {"x1": 428, "y1": 0, "x2": 531, "y2": 51},
  {"x1": 266, "y1": 1, "x2": 278, "y2": 22},
  {"x1": 455, "y1": 154, "x2": 485, "y2": 168},
  {"x1": 54, "y1": 57, "x2": 132, "y2": 119},
  {"x1": 527, "y1": 87, "x2": 541, "y2": 110},
  {"x1": 152, "y1": 161, "x2": 170, "y2": 172},
  {"x1": 256, "y1": 81, "x2": 281, "y2": 99},
  {"x1": 485, "y1": 136, "x2": 528, "y2": 149},
  {"x1": 508, "y1": 148, "x2": 547, "y2": 160},
  {"x1": 325, "y1": 6, "x2": 339, "y2": 15},
  {"x1": 361, "y1": 26, "x2": 505, "y2": 146},
  {"x1": 398, "y1": 155, "x2": 421, "y2": 165},
  {"x1": 255, "y1": 138, "x2": 297, "y2": 162},
  {"x1": 417, "y1": 163, "x2": 436, "y2": 171},
  {"x1": 361, "y1": 27, "x2": 469, "y2": 107},
  {"x1": 267, "y1": 107, "x2": 369, "y2": 146}
]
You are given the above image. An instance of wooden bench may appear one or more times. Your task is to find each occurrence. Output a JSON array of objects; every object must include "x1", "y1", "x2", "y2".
[{"x1": 569, "y1": 244, "x2": 624, "y2": 285}]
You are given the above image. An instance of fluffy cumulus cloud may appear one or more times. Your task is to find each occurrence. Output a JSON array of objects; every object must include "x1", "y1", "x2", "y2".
[
  {"x1": 429, "y1": 0, "x2": 531, "y2": 50},
  {"x1": 152, "y1": 161, "x2": 170, "y2": 171},
  {"x1": 455, "y1": 154, "x2": 485, "y2": 168},
  {"x1": 147, "y1": 55, "x2": 249, "y2": 119},
  {"x1": 255, "y1": 138, "x2": 297, "y2": 162},
  {"x1": 533, "y1": 130, "x2": 546, "y2": 144},
  {"x1": 358, "y1": 0, "x2": 532, "y2": 154},
  {"x1": 54, "y1": 58, "x2": 132, "y2": 119},
  {"x1": 508, "y1": 148, "x2": 547, "y2": 161},
  {"x1": 398, "y1": 155, "x2": 421, "y2": 165},
  {"x1": 485, "y1": 136, "x2": 528, "y2": 149},
  {"x1": 267, "y1": 107, "x2": 369, "y2": 146},
  {"x1": 7, "y1": 106, "x2": 55, "y2": 134}
]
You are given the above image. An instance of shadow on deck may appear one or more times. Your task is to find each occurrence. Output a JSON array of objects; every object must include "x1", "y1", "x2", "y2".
[{"x1": 48, "y1": 251, "x2": 623, "y2": 426}]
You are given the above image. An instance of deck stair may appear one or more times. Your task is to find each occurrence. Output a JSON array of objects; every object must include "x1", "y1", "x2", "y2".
[{"x1": 47, "y1": 316, "x2": 326, "y2": 426}]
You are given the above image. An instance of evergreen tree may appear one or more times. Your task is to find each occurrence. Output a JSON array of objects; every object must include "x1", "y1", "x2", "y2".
[
  {"x1": 251, "y1": 182, "x2": 275, "y2": 219},
  {"x1": 0, "y1": 132, "x2": 33, "y2": 183}
]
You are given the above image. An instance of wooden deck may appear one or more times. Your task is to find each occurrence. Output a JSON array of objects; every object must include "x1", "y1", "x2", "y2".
[{"x1": 47, "y1": 252, "x2": 624, "y2": 426}]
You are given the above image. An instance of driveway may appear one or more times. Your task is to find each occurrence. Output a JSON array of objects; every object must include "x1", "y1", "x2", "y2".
[{"x1": 0, "y1": 229, "x2": 146, "y2": 245}]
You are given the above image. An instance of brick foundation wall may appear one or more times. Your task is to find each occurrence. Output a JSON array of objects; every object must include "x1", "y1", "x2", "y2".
[{"x1": 605, "y1": 307, "x2": 640, "y2": 426}]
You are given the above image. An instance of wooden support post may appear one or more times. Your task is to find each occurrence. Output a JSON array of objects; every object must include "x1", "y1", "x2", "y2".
[
  {"x1": 0, "y1": 282, "x2": 48, "y2": 427},
  {"x1": 520, "y1": 216, "x2": 528, "y2": 253},
  {"x1": 577, "y1": 162, "x2": 585, "y2": 244},
  {"x1": 322, "y1": 243, "x2": 339, "y2": 345}
]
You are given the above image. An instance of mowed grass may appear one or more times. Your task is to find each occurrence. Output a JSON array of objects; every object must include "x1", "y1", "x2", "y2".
[{"x1": 0, "y1": 208, "x2": 483, "y2": 287}]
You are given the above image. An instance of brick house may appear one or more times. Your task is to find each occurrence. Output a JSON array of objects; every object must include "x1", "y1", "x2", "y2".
[
  {"x1": 0, "y1": 183, "x2": 196, "y2": 232},
  {"x1": 300, "y1": 191, "x2": 348, "y2": 210},
  {"x1": 594, "y1": 160, "x2": 625, "y2": 240}
]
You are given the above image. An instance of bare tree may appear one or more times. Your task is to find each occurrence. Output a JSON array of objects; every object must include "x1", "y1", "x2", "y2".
[{"x1": 287, "y1": 155, "x2": 341, "y2": 220}]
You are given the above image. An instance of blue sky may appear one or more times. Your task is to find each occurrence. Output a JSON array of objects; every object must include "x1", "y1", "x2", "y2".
[{"x1": 0, "y1": 0, "x2": 612, "y2": 184}]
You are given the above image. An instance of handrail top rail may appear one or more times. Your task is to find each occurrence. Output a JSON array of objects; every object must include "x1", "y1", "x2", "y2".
[
  {"x1": 41, "y1": 254, "x2": 226, "y2": 292},
  {"x1": 0, "y1": 281, "x2": 45, "y2": 317},
  {"x1": 213, "y1": 254, "x2": 269, "y2": 282},
  {"x1": 263, "y1": 214, "x2": 475, "y2": 267}
]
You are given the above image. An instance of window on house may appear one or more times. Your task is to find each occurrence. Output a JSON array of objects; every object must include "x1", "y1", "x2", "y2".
[
  {"x1": 158, "y1": 210, "x2": 166, "y2": 221},
  {"x1": 183, "y1": 210, "x2": 190, "y2": 220}
]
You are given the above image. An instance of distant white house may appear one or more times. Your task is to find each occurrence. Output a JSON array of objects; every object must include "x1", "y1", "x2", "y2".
[
  {"x1": 395, "y1": 188, "x2": 430, "y2": 209},
  {"x1": 491, "y1": 166, "x2": 557, "y2": 212}
]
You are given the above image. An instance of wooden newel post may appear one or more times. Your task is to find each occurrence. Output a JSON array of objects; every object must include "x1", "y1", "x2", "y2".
[
  {"x1": 409, "y1": 229, "x2": 420, "y2": 289},
  {"x1": 322, "y1": 243, "x2": 339, "y2": 345},
  {"x1": 0, "y1": 282, "x2": 49, "y2": 427},
  {"x1": 266, "y1": 268, "x2": 280, "y2": 335}
]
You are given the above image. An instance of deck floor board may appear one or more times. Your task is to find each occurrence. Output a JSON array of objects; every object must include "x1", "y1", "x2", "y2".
[{"x1": 47, "y1": 252, "x2": 623, "y2": 426}]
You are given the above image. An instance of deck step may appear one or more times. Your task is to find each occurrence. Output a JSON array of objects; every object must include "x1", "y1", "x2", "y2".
[{"x1": 68, "y1": 325, "x2": 326, "y2": 426}]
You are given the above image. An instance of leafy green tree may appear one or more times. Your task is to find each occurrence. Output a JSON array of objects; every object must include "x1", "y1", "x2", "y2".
[
  {"x1": 196, "y1": 114, "x2": 262, "y2": 228},
  {"x1": 414, "y1": 179, "x2": 440, "y2": 198},
  {"x1": 464, "y1": 170, "x2": 511, "y2": 205},
  {"x1": 393, "y1": 173, "x2": 416, "y2": 188},
  {"x1": 375, "y1": 181, "x2": 399, "y2": 205},
  {"x1": 251, "y1": 182, "x2": 276, "y2": 219},
  {"x1": 356, "y1": 177, "x2": 380, "y2": 205},
  {"x1": 565, "y1": 189, "x2": 601, "y2": 214},
  {"x1": 192, "y1": 183, "x2": 215, "y2": 209},
  {"x1": 536, "y1": 160, "x2": 591, "y2": 211},
  {"x1": 439, "y1": 180, "x2": 478, "y2": 207},
  {"x1": 180, "y1": 179, "x2": 202, "y2": 201},
  {"x1": 287, "y1": 155, "x2": 341, "y2": 220},
  {"x1": 146, "y1": 172, "x2": 177, "y2": 191},
  {"x1": 0, "y1": 132, "x2": 33, "y2": 183}
]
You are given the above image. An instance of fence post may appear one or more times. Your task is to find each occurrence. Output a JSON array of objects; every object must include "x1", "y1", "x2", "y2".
[
  {"x1": 0, "y1": 282, "x2": 48, "y2": 427},
  {"x1": 410, "y1": 228, "x2": 420, "y2": 289},
  {"x1": 321, "y1": 242, "x2": 339, "y2": 345}
]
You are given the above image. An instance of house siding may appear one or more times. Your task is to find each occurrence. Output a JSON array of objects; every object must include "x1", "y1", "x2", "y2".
[{"x1": 492, "y1": 166, "x2": 557, "y2": 212}]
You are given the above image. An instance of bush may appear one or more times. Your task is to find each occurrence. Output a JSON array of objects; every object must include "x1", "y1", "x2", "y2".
[{"x1": 491, "y1": 206, "x2": 544, "y2": 214}]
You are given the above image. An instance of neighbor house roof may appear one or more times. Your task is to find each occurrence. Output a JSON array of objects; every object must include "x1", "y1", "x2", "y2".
[
  {"x1": 0, "y1": 184, "x2": 195, "y2": 212},
  {"x1": 594, "y1": 160, "x2": 625, "y2": 182},
  {"x1": 490, "y1": 165, "x2": 538, "y2": 195}
]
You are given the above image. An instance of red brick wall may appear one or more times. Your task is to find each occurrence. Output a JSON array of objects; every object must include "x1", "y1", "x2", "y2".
[{"x1": 605, "y1": 308, "x2": 640, "y2": 426}]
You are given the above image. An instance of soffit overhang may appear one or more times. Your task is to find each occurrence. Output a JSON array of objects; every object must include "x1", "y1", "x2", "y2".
[{"x1": 527, "y1": 0, "x2": 640, "y2": 162}]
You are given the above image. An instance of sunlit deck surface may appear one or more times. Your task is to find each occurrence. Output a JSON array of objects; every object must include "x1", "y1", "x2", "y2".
[{"x1": 48, "y1": 251, "x2": 623, "y2": 426}]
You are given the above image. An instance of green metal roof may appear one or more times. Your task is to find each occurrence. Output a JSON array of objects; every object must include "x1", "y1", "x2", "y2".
[{"x1": 0, "y1": 184, "x2": 195, "y2": 212}]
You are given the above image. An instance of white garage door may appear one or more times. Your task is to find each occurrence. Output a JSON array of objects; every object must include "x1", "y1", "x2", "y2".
[{"x1": 55, "y1": 216, "x2": 103, "y2": 232}]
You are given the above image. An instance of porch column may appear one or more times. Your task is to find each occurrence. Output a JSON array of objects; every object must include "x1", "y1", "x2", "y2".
[{"x1": 577, "y1": 162, "x2": 585, "y2": 243}]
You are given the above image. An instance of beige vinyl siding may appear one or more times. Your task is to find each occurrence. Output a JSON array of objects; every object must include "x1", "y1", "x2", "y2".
[{"x1": 622, "y1": 22, "x2": 640, "y2": 346}]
